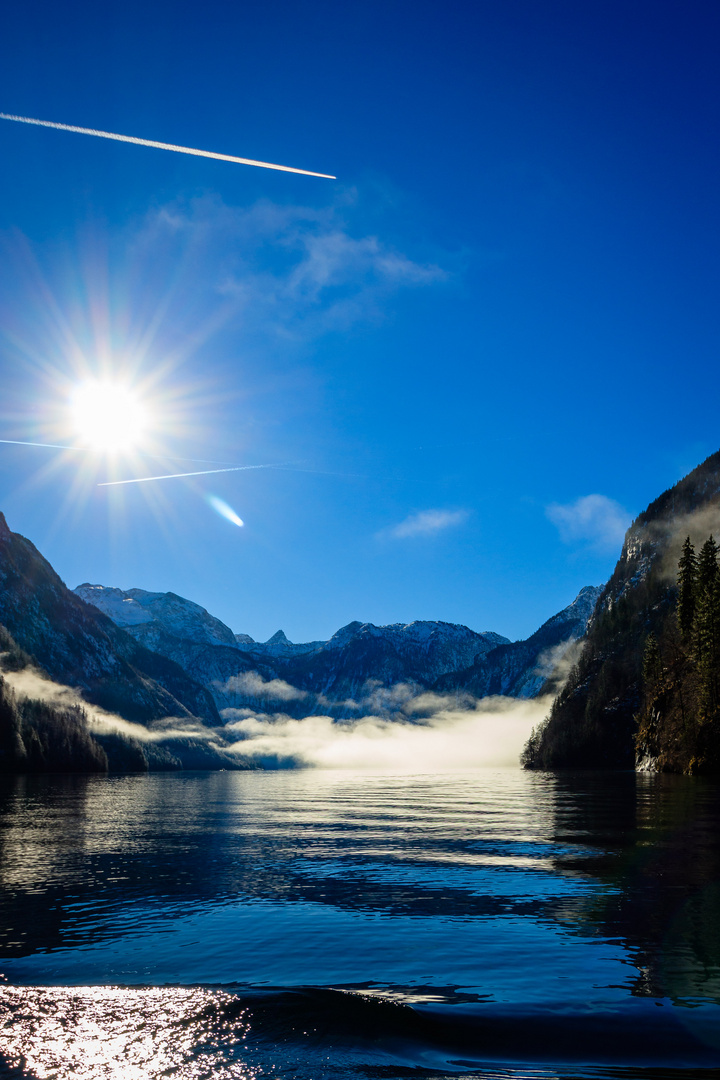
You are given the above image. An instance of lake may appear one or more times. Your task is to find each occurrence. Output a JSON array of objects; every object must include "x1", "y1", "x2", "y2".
[{"x1": 1, "y1": 767, "x2": 720, "y2": 1078}]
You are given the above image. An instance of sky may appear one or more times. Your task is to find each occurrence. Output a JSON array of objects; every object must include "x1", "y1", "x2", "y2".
[{"x1": 0, "y1": 0, "x2": 718, "y2": 644}]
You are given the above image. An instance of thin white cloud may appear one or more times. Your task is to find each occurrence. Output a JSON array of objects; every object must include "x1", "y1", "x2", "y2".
[
  {"x1": 546, "y1": 494, "x2": 631, "y2": 553},
  {"x1": 138, "y1": 194, "x2": 447, "y2": 343},
  {"x1": 384, "y1": 508, "x2": 469, "y2": 540}
]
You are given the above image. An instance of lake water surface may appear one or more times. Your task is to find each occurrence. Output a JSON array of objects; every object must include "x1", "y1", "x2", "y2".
[{"x1": 1, "y1": 767, "x2": 720, "y2": 1078}]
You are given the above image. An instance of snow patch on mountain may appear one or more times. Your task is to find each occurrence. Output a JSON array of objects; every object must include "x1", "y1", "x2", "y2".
[
  {"x1": 75, "y1": 584, "x2": 237, "y2": 647},
  {"x1": 74, "y1": 577, "x2": 603, "y2": 716},
  {"x1": 75, "y1": 585, "x2": 156, "y2": 627}
]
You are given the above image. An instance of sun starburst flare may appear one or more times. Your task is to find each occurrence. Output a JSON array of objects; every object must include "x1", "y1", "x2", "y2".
[{"x1": 70, "y1": 380, "x2": 148, "y2": 453}]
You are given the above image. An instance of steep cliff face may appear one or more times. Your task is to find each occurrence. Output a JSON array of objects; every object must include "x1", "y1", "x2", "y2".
[
  {"x1": 523, "y1": 450, "x2": 720, "y2": 770},
  {"x1": 0, "y1": 514, "x2": 220, "y2": 725}
]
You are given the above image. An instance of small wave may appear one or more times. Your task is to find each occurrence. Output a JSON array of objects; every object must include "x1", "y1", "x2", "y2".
[{"x1": 219, "y1": 987, "x2": 720, "y2": 1069}]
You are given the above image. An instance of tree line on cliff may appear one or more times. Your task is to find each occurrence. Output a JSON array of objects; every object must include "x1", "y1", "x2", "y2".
[
  {"x1": 523, "y1": 531, "x2": 720, "y2": 775},
  {"x1": 0, "y1": 627, "x2": 107, "y2": 772},
  {"x1": 635, "y1": 535, "x2": 720, "y2": 772},
  {"x1": 522, "y1": 449, "x2": 720, "y2": 773}
]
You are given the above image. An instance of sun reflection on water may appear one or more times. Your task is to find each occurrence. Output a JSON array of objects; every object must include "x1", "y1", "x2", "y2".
[{"x1": 0, "y1": 985, "x2": 258, "y2": 1079}]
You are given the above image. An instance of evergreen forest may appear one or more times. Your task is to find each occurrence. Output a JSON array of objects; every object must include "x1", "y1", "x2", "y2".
[{"x1": 636, "y1": 536, "x2": 720, "y2": 772}]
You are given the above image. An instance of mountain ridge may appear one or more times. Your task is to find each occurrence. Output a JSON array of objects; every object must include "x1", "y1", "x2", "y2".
[{"x1": 74, "y1": 580, "x2": 601, "y2": 716}]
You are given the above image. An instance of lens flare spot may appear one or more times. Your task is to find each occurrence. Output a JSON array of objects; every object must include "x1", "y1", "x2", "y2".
[
  {"x1": 70, "y1": 381, "x2": 148, "y2": 453},
  {"x1": 207, "y1": 495, "x2": 244, "y2": 528}
]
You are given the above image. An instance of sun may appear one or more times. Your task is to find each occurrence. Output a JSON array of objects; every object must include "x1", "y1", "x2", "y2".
[{"x1": 70, "y1": 380, "x2": 149, "y2": 453}]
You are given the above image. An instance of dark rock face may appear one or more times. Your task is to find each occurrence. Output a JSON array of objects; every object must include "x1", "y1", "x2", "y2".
[
  {"x1": 524, "y1": 450, "x2": 720, "y2": 770},
  {"x1": 0, "y1": 514, "x2": 219, "y2": 725},
  {"x1": 267, "y1": 621, "x2": 511, "y2": 706}
]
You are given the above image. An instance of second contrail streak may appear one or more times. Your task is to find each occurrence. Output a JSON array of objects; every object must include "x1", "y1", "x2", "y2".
[
  {"x1": 98, "y1": 464, "x2": 277, "y2": 486},
  {"x1": 0, "y1": 112, "x2": 336, "y2": 178}
]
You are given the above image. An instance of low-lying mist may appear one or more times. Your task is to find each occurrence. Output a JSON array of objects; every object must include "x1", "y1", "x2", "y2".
[
  {"x1": 222, "y1": 692, "x2": 549, "y2": 770},
  {"x1": 1, "y1": 666, "x2": 550, "y2": 772},
  {"x1": 0, "y1": 668, "x2": 213, "y2": 745}
]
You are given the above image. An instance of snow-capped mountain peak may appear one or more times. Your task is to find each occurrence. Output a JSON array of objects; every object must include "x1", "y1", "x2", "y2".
[
  {"x1": 74, "y1": 584, "x2": 237, "y2": 647},
  {"x1": 74, "y1": 584, "x2": 156, "y2": 627}
]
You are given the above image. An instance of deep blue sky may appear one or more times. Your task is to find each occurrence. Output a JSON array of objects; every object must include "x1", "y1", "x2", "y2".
[{"x1": 0, "y1": 0, "x2": 718, "y2": 643}]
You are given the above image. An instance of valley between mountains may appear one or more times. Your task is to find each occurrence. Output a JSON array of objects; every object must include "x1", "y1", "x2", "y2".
[
  {"x1": 2, "y1": 449, "x2": 720, "y2": 774},
  {"x1": 0, "y1": 506, "x2": 600, "y2": 772}
]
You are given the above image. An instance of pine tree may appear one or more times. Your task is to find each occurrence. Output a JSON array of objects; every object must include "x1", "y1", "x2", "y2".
[
  {"x1": 695, "y1": 536, "x2": 720, "y2": 719},
  {"x1": 697, "y1": 535, "x2": 719, "y2": 593},
  {"x1": 642, "y1": 632, "x2": 663, "y2": 692},
  {"x1": 677, "y1": 536, "x2": 698, "y2": 644}
]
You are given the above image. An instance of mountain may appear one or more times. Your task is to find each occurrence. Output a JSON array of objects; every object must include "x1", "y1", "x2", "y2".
[
  {"x1": 0, "y1": 622, "x2": 109, "y2": 774},
  {"x1": 0, "y1": 513, "x2": 220, "y2": 726},
  {"x1": 435, "y1": 586, "x2": 603, "y2": 699},
  {"x1": 72, "y1": 584, "x2": 515, "y2": 714},
  {"x1": 523, "y1": 450, "x2": 720, "y2": 772},
  {"x1": 247, "y1": 620, "x2": 512, "y2": 711},
  {"x1": 75, "y1": 584, "x2": 238, "y2": 646},
  {"x1": 75, "y1": 583, "x2": 600, "y2": 717},
  {"x1": 235, "y1": 628, "x2": 328, "y2": 657},
  {"x1": 74, "y1": 583, "x2": 287, "y2": 710}
]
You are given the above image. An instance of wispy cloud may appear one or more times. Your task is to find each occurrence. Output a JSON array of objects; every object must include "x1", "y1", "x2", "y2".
[
  {"x1": 221, "y1": 671, "x2": 308, "y2": 703},
  {"x1": 137, "y1": 194, "x2": 447, "y2": 343},
  {"x1": 382, "y1": 508, "x2": 469, "y2": 540},
  {"x1": 546, "y1": 494, "x2": 631, "y2": 553},
  {"x1": 0, "y1": 667, "x2": 220, "y2": 745}
]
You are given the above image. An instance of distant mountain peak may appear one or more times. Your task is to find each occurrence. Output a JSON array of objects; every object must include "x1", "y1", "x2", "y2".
[
  {"x1": 75, "y1": 584, "x2": 156, "y2": 627},
  {"x1": 74, "y1": 583, "x2": 237, "y2": 647},
  {"x1": 327, "y1": 621, "x2": 365, "y2": 647},
  {"x1": 266, "y1": 630, "x2": 291, "y2": 645}
]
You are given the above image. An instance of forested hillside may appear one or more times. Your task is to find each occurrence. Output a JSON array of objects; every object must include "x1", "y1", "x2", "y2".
[
  {"x1": 523, "y1": 450, "x2": 720, "y2": 772},
  {"x1": 634, "y1": 534, "x2": 720, "y2": 772},
  {"x1": 0, "y1": 627, "x2": 107, "y2": 772}
]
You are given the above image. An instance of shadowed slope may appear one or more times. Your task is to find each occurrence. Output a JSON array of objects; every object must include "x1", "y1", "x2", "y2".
[{"x1": 0, "y1": 513, "x2": 220, "y2": 725}]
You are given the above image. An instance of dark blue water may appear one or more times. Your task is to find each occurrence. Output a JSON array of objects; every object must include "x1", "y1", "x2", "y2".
[{"x1": 1, "y1": 768, "x2": 720, "y2": 1078}]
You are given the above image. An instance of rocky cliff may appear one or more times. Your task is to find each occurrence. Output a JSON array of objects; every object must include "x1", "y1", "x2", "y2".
[{"x1": 523, "y1": 450, "x2": 720, "y2": 770}]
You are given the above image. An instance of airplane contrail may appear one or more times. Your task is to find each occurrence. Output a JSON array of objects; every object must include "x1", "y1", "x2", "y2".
[
  {"x1": 0, "y1": 437, "x2": 252, "y2": 466},
  {"x1": 0, "y1": 112, "x2": 336, "y2": 179},
  {"x1": 0, "y1": 438, "x2": 84, "y2": 451},
  {"x1": 98, "y1": 464, "x2": 278, "y2": 486}
]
